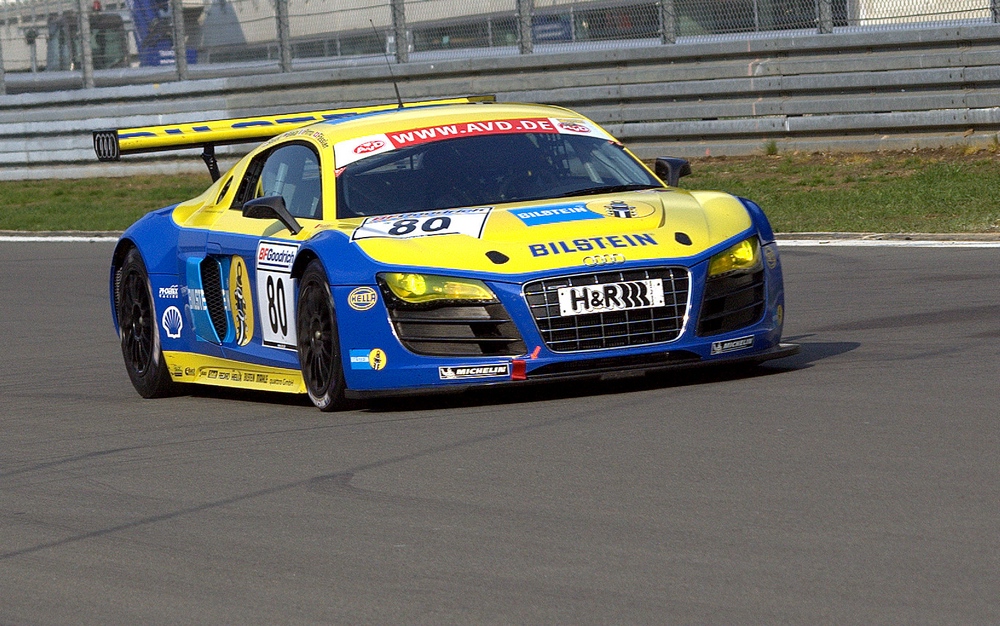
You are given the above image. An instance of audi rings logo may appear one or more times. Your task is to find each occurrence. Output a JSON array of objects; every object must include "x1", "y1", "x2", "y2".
[
  {"x1": 583, "y1": 254, "x2": 626, "y2": 266},
  {"x1": 93, "y1": 131, "x2": 120, "y2": 161}
]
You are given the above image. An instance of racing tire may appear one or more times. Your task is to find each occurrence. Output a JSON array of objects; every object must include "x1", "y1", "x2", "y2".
[
  {"x1": 117, "y1": 248, "x2": 176, "y2": 398},
  {"x1": 296, "y1": 260, "x2": 347, "y2": 411}
]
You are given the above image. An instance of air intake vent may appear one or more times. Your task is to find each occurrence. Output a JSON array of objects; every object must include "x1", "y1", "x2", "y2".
[
  {"x1": 380, "y1": 286, "x2": 526, "y2": 357},
  {"x1": 200, "y1": 258, "x2": 229, "y2": 341},
  {"x1": 697, "y1": 269, "x2": 765, "y2": 336}
]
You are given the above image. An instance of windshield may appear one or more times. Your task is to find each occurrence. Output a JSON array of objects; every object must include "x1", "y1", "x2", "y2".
[{"x1": 335, "y1": 132, "x2": 662, "y2": 218}]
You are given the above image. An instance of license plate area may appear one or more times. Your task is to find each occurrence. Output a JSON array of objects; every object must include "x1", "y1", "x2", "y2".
[{"x1": 556, "y1": 279, "x2": 666, "y2": 317}]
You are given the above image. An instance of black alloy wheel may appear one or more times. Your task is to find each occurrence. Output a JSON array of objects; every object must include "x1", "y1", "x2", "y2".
[
  {"x1": 296, "y1": 260, "x2": 346, "y2": 411},
  {"x1": 117, "y1": 248, "x2": 175, "y2": 397}
]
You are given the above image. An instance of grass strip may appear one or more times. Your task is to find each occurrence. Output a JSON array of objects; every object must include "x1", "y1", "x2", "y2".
[{"x1": 1, "y1": 149, "x2": 998, "y2": 233}]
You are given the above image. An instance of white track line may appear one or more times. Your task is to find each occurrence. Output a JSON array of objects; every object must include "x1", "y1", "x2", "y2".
[
  {"x1": 0, "y1": 236, "x2": 119, "y2": 242},
  {"x1": 2, "y1": 236, "x2": 999, "y2": 248},
  {"x1": 778, "y1": 239, "x2": 1000, "y2": 248}
]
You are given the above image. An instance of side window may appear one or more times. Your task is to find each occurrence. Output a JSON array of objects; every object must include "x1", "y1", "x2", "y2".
[{"x1": 233, "y1": 143, "x2": 323, "y2": 219}]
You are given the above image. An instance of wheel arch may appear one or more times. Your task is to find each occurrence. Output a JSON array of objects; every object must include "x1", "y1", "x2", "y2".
[
  {"x1": 290, "y1": 248, "x2": 322, "y2": 283},
  {"x1": 109, "y1": 237, "x2": 139, "y2": 332}
]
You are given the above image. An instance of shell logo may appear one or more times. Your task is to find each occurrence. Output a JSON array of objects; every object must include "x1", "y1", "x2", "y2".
[
  {"x1": 161, "y1": 306, "x2": 183, "y2": 339},
  {"x1": 354, "y1": 140, "x2": 386, "y2": 154}
]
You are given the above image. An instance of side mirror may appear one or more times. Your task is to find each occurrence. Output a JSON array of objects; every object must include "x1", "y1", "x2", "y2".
[
  {"x1": 242, "y1": 195, "x2": 302, "y2": 235},
  {"x1": 654, "y1": 157, "x2": 692, "y2": 188}
]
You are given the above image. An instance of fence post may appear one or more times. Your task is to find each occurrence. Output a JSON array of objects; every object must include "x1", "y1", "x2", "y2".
[
  {"x1": 0, "y1": 35, "x2": 6, "y2": 96},
  {"x1": 275, "y1": 0, "x2": 292, "y2": 72},
  {"x1": 517, "y1": 0, "x2": 533, "y2": 54},
  {"x1": 171, "y1": 0, "x2": 188, "y2": 79},
  {"x1": 77, "y1": 0, "x2": 95, "y2": 88},
  {"x1": 817, "y1": 0, "x2": 833, "y2": 33},
  {"x1": 660, "y1": 0, "x2": 676, "y2": 43},
  {"x1": 391, "y1": 0, "x2": 408, "y2": 63}
]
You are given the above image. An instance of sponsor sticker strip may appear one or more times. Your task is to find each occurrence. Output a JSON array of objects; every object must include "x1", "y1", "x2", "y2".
[
  {"x1": 256, "y1": 241, "x2": 300, "y2": 351},
  {"x1": 439, "y1": 364, "x2": 512, "y2": 380},
  {"x1": 711, "y1": 335, "x2": 755, "y2": 355},
  {"x1": 350, "y1": 349, "x2": 387, "y2": 371},
  {"x1": 335, "y1": 118, "x2": 610, "y2": 167}
]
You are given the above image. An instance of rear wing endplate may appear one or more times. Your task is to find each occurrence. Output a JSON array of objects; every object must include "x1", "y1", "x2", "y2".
[{"x1": 93, "y1": 95, "x2": 496, "y2": 180}]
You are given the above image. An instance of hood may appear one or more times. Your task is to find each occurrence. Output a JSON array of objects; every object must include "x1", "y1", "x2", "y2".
[{"x1": 345, "y1": 189, "x2": 753, "y2": 275}]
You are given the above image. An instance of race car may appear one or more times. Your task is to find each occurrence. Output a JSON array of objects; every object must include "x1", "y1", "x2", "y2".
[{"x1": 94, "y1": 95, "x2": 798, "y2": 411}]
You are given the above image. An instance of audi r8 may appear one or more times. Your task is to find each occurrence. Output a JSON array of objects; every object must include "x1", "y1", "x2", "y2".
[{"x1": 94, "y1": 95, "x2": 798, "y2": 410}]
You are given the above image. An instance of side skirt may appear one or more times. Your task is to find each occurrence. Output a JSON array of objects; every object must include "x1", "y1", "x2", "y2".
[{"x1": 163, "y1": 351, "x2": 306, "y2": 394}]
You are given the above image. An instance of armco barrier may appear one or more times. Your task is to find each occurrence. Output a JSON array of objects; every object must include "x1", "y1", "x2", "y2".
[{"x1": 1, "y1": 24, "x2": 999, "y2": 180}]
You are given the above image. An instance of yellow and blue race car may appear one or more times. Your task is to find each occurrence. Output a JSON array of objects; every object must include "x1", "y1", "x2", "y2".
[{"x1": 95, "y1": 95, "x2": 798, "y2": 411}]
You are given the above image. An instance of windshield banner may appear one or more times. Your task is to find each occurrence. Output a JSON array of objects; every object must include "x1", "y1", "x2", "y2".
[{"x1": 335, "y1": 118, "x2": 611, "y2": 168}]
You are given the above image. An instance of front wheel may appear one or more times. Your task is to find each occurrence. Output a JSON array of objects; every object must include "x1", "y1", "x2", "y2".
[
  {"x1": 117, "y1": 248, "x2": 176, "y2": 398},
  {"x1": 296, "y1": 260, "x2": 347, "y2": 411}
]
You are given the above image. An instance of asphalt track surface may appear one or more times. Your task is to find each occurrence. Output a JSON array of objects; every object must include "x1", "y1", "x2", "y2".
[{"x1": 1, "y1": 241, "x2": 998, "y2": 624}]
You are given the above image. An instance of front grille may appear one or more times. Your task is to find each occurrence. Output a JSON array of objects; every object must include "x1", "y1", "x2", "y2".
[
  {"x1": 384, "y1": 299, "x2": 527, "y2": 357},
  {"x1": 200, "y1": 258, "x2": 229, "y2": 341},
  {"x1": 697, "y1": 269, "x2": 765, "y2": 336},
  {"x1": 524, "y1": 267, "x2": 690, "y2": 353}
]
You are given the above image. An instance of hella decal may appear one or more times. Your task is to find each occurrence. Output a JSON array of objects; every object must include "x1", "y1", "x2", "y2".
[
  {"x1": 529, "y1": 233, "x2": 657, "y2": 257},
  {"x1": 764, "y1": 244, "x2": 779, "y2": 269},
  {"x1": 711, "y1": 335, "x2": 755, "y2": 355},
  {"x1": 348, "y1": 286, "x2": 378, "y2": 311}
]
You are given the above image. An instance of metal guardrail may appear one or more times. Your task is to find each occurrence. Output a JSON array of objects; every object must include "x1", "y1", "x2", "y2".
[{"x1": 1, "y1": 24, "x2": 999, "y2": 180}]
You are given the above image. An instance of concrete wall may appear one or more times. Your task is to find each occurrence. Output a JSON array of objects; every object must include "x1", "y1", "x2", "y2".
[{"x1": 2, "y1": 23, "x2": 999, "y2": 180}]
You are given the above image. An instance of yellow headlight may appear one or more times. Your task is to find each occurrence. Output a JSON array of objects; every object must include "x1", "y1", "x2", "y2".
[
  {"x1": 381, "y1": 273, "x2": 496, "y2": 304},
  {"x1": 708, "y1": 238, "x2": 761, "y2": 277}
]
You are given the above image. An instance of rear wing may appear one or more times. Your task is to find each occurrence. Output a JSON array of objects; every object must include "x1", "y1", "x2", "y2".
[{"x1": 93, "y1": 95, "x2": 495, "y2": 180}]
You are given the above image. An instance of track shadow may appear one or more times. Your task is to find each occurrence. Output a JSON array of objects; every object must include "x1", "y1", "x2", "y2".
[
  {"x1": 162, "y1": 337, "x2": 858, "y2": 414},
  {"x1": 363, "y1": 338, "x2": 860, "y2": 413}
]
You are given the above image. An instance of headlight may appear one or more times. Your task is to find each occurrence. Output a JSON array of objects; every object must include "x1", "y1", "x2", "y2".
[
  {"x1": 379, "y1": 272, "x2": 497, "y2": 304},
  {"x1": 707, "y1": 237, "x2": 761, "y2": 278}
]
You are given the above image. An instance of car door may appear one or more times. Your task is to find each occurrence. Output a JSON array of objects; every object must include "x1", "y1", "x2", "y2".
[{"x1": 196, "y1": 139, "x2": 327, "y2": 370}]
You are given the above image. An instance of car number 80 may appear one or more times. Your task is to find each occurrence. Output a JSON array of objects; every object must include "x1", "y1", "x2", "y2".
[{"x1": 351, "y1": 208, "x2": 492, "y2": 241}]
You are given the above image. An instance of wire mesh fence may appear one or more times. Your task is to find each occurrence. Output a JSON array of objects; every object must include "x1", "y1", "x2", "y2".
[{"x1": 1, "y1": 0, "x2": 998, "y2": 91}]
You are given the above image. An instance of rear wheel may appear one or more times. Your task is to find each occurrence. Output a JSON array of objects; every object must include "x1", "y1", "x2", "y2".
[
  {"x1": 117, "y1": 248, "x2": 176, "y2": 398},
  {"x1": 296, "y1": 260, "x2": 346, "y2": 411}
]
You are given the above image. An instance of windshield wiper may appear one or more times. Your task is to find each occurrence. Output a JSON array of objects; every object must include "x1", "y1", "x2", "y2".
[{"x1": 558, "y1": 183, "x2": 663, "y2": 198}]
